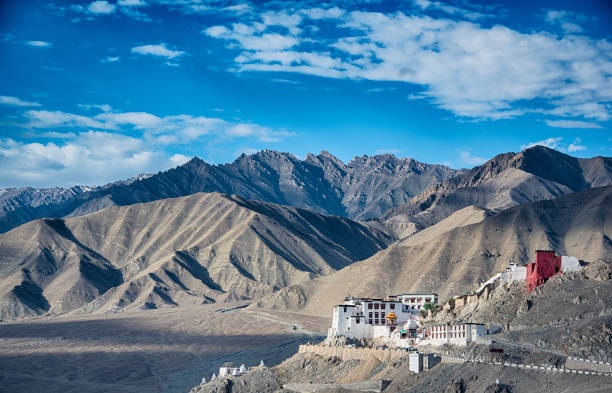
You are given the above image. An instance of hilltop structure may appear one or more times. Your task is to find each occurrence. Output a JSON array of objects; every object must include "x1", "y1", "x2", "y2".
[
  {"x1": 327, "y1": 293, "x2": 437, "y2": 346},
  {"x1": 524, "y1": 250, "x2": 582, "y2": 291}
]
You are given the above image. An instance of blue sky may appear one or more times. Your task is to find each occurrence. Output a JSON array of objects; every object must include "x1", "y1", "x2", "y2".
[{"x1": 0, "y1": 0, "x2": 610, "y2": 188}]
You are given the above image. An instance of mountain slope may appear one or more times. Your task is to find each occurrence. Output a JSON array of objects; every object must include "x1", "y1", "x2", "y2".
[
  {"x1": 259, "y1": 185, "x2": 612, "y2": 314},
  {"x1": 385, "y1": 146, "x2": 612, "y2": 228},
  {"x1": 0, "y1": 192, "x2": 394, "y2": 320},
  {"x1": 0, "y1": 151, "x2": 458, "y2": 234}
]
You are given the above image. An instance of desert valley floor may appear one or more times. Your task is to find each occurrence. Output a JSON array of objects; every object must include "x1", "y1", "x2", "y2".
[{"x1": 0, "y1": 304, "x2": 328, "y2": 393}]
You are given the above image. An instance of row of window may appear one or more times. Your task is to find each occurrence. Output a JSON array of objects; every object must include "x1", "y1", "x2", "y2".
[
  {"x1": 368, "y1": 312, "x2": 386, "y2": 318},
  {"x1": 431, "y1": 331, "x2": 466, "y2": 339},
  {"x1": 366, "y1": 303, "x2": 396, "y2": 310}
]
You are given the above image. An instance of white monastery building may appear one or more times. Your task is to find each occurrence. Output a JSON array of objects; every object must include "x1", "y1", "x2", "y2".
[
  {"x1": 424, "y1": 323, "x2": 489, "y2": 346},
  {"x1": 328, "y1": 293, "x2": 438, "y2": 341}
]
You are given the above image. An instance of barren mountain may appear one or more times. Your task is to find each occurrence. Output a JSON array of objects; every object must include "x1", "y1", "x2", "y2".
[
  {"x1": 258, "y1": 185, "x2": 612, "y2": 314},
  {"x1": 305, "y1": 151, "x2": 459, "y2": 219},
  {"x1": 0, "y1": 151, "x2": 458, "y2": 234},
  {"x1": 0, "y1": 192, "x2": 394, "y2": 320},
  {"x1": 385, "y1": 146, "x2": 612, "y2": 229}
]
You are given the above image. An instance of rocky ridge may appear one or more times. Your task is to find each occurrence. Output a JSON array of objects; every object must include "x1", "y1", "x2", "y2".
[
  {"x1": 0, "y1": 151, "x2": 459, "y2": 234},
  {"x1": 385, "y1": 145, "x2": 612, "y2": 228}
]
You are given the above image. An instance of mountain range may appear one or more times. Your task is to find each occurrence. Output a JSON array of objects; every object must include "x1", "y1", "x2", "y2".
[
  {"x1": 384, "y1": 145, "x2": 612, "y2": 229},
  {"x1": 0, "y1": 192, "x2": 393, "y2": 319},
  {"x1": 0, "y1": 150, "x2": 458, "y2": 234},
  {"x1": 0, "y1": 146, "x2": 610, "y2": 320}
]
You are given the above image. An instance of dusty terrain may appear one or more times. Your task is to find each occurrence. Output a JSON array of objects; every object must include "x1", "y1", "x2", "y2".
[
  {"x1": 0, "y1": 304, "x2": 328, "y2": 393},
  {"x1": 191, "y1": 350, "x2": 612, "y2": 393}
]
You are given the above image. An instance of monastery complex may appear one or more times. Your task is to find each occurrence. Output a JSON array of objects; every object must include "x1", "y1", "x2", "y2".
[{"x1": 326, "y1": 250, "x2": 582, "y2": 349}]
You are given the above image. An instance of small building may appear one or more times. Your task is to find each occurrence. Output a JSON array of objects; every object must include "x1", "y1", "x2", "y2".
[
  {"x1": 500, "y1": 261, "x2": 527, "y2": 283},
  {"x1": 424, "y1": 322, "x2": 488, "y2": 346},
  {"x1": 499, "y1": 251, "x2": 582, "y2": 291},
  {"x1": 218, "y1": 362, "x2": 247, "y2": 377}
]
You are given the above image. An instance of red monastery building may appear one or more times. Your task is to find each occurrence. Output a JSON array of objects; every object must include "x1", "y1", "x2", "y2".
[{"x1": 526, "y1": 250, "x2": 562, "y2": 292}]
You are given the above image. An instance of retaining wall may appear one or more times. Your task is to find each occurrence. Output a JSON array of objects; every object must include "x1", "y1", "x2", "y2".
[
  {"x1": 298, "y1": 345, "x2": 408, "y2": 362},
  {"x1": 283, "y1": 380, "x2": 389, "y2": 393}
]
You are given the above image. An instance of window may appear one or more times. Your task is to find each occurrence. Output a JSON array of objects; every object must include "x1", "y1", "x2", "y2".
[
  {"x1": 375, "y1": 312, "x2": 379, "y2": 318},
  {"x1": 343, "y1": 306, "x2": 347, "y2": 312},
  {"x1": 369, "y1": 312, "x2": 372, "y2": 318},
  {"x1": 375, "y1": 319, "x2": 379, "y2": 325},
  {"x1": 381, "y1": 312, "x2": 385, "y2": 318},
  {"x1": 390, "y1": 303, "x2": 395, "y2": 309},
  {"x1": 374, "y1": 303, "x2": 379, "y2": 309},
  {"x1": 368, "y1": 319, "x2": 372, "y2": 324},
  {"x1": 368, "y1": 303, "x2": 372, "y2": 309},
  {"x1": 356, "y1": 318, "x2": 360, "y2": 324}
]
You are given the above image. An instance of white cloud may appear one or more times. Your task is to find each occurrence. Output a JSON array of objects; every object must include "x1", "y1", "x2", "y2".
[
  {"x1": 545, "y1": 120, "x2": 602, "y2": 129},
  {"x1": 521, "y1": 137, "x2": 564, "y2": 151},
  {"x1": 101, "y1": 56, "x2": 120, "y2": 63},
  {"x1": 520, "y1": 136, "x2": 587, "y2": 154},
  {"x1": 26, "y1": 110, "x2": 113, "y2": 129},
  {"x1": 221, "y1": 4, "x2": 251, "y2": 15},
  {"x1": 0, "y1": 133, "x2": 175, "y2": 188},
  {"x1": 411, "y1": 0, "x2": 486, "y2": 20},
  {"x1": 567, "y1": 138, "x2": 586, "y2": 152},
  {"x1": 4, "y1": 105, "x2": 295, "y2": 187},
  {"x1": 458, "y1": 150, "x2": 487, "y2": 166},
  {"x1": 0, "y1": 95, "x2": 41, "y2": 107},
  {"x1": 545, "y1": 10, "x2": 584, "y2": 34},
  {"x1": 23, "y1": 108, "x2": 292, "y2": 145},
  {"x1": 374, "y1": 148, "x2": 402, "y2": 155},
  {"x1": 301, "y1": 7, "x2": 345, "y2": 20},
  {"x1": 96, "y1": 111, "x2": 163, "y2": 128},
  {"x1": 26, "y1": 40, "x2": 52, "y2": 48},
  {"x1": 118, "y1": 0, "x2": 146, "y2": 6},
  {"x1": 169, "y1": 153, "x2": 190, "y2": 166},
  {"x1": 78, "y1": 103, "x2": 113, "y2": 112},
  {"x1": 131, "y1": 43, "x2": 185, "y2": 59},
  {"x1": 87, "y1": 1, "x2": 116, "y2": 15},
  {"x1": 206, "y1": 8, "x2": 612, "y2": 122}
]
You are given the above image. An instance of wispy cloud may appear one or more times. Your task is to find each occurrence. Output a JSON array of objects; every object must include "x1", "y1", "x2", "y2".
[
  {"x1": 412, "y1": 0, "x2": 488, "y2": 21},
  {"x1": 521, "y1": 137, "x2": 564, "y2": 151},
  {"x1": 374, "y1": 148, "x2": 402, "y2": 155},
  {"x1": 0, "y1": 132, "x2": 173, "y2": 188},
  {"x1": 545, "y1": 10, "x2": 586, "y2": 34},
  {"x1": 87, "y1": 1, "x2": 116, "y2": 15},
  {"x1": 26, "y1": 40, "x2": 52, "y2": 48},
  {"x1": 568, "y1": 138, "x2": 586, "y2": 152},
  {"x1": 205, "y1": 6, "x2": 612, "y2": 122},
  {"x1": 101, "y1": 56, "x2": 120, "y2": 63},
  {"x1": 131, "y1": 43, "x2": 185, "y2": 59},
  {"x1": 545, "y1": 120, "x2": 602, "y2": 129},
  {"x1": 26, "y1": 110, "x2": 113, "y2": 129},
  {"x1": 521, "y1": 137, "x2": 587, "y2": 153},
  {"x1": 118, "y1": 0, "x2": 147, "y2": 6},
  {"x1": 23, "y1": 107, "x2": 293, "y2": 145},
  {"x1": 458, "y1": 150, "x2": 487, "y2": 166},
  {"x1": 0, "y1": 95, "x2": 41, "y2": 107},
  {"x1": 3, "y1": 104, "x2": 294, "y2": 187}
]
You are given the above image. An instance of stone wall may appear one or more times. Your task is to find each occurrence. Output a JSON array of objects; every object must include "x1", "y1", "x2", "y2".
[{"x1": 297, "y1": 344, "x2": 407, "y2": 363}]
